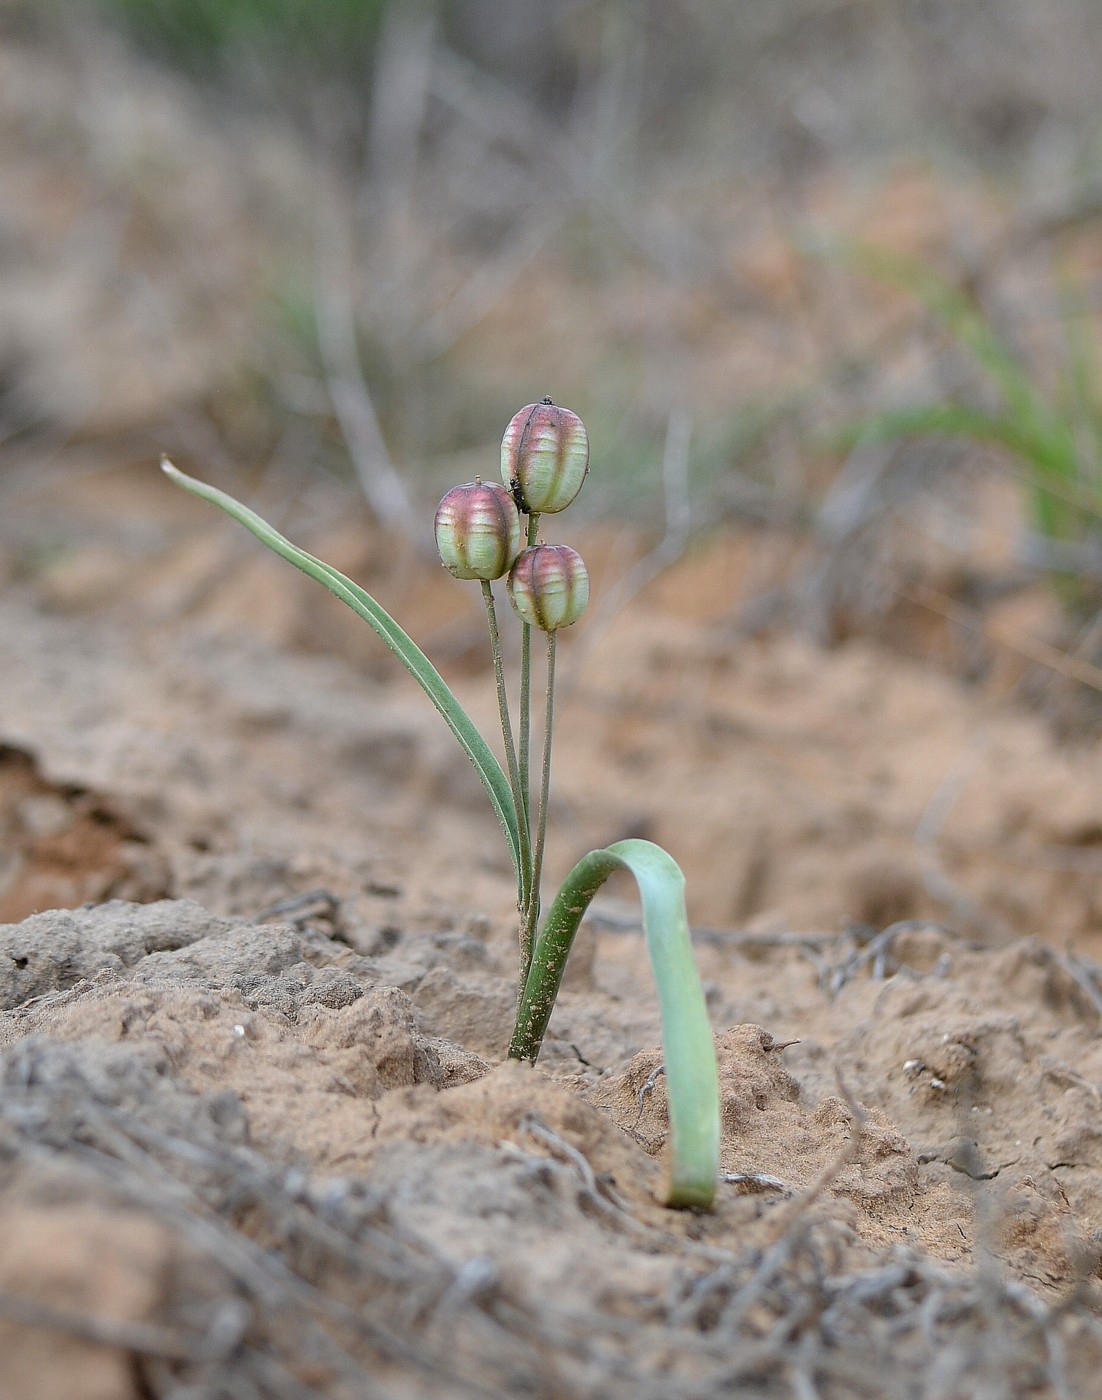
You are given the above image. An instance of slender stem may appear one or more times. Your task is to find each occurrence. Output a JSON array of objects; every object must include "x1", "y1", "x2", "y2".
[
  {"x1": 521, "y1": 630, "x2": 556, "y2": 983},
  {"x1": 535, "y1": 630, "x2": 556, "y2": 903},
  {"x1": 519, "y1": 626, "x2": 531, "y2": 822},
  {"x1": 518, "y1": 511, "x2": 540, "y2": 833},
  {"x1": 480, "y1": 580, "x2": 531, "y2": 919}
]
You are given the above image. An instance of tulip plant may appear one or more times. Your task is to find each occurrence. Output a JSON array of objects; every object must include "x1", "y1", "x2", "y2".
[{"x1": 162, "y1": 400, "x2": 720, "y2": 1207}]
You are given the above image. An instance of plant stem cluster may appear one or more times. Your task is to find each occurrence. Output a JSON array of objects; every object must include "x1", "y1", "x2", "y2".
[
  {"x1": 434, "y1": 400, "x2": 590, "y2": 991},
  {"x1": 165, "y1": 418, "x2": 720, "y2": 1207}
]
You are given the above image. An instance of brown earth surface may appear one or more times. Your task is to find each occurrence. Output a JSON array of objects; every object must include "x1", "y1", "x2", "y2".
[{"x1": 5, "y1": 481, "x2": 1102, "y2": 1398}]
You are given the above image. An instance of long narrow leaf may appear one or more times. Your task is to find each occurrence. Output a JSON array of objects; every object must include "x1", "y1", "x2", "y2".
[
  {"x1": 826, "y1": 242, "x2": 1039, "y2": 414},
  {"x1": 830, "y1": 402, "x2": 1035, "y2": 456},
  {"x1": 510, "y1": 839, "x2": 720, "y2": 1209},
  {"x1": 161, "y1": 459, "x2": 523, "y2": 894},
  {"x1": 1059, "y1": 279, "x2": 1102, "y2": 489},
  {"x1": 823, "y1": 243, "x2": 1100, "y2": 536}
]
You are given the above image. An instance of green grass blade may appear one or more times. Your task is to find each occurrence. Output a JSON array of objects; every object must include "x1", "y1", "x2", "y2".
[
  {"x1": 824, "y1": 242, "x2": 1039, "y2": 411},
  {"x1": 830, "y1": 402, "x2": 1035, "y2": 456},
  {"x1": 161, "y1": 458, "x2": 523, "y2": 895},
  {"x1": 1058, "y1": 279, "x2": 1102, "y2": 489},
  {"x1": 821, "y1": 242, "x2": 1082, "y2": 482},
  {"x1": 815, "y1": 239, "x2": 1102, "y2": 589},
  {"x1": 510, "y1": 839, "x2": 719, "y2": 1209}
]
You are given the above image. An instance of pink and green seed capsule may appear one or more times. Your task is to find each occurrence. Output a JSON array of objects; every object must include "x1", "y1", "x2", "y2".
[
  {"x1": 507, "y1": 544, "x2": 590, "y2": 631},
  {"x1": 434, "y1": 480, "x2": 522, "y2": 581},
  {"x1": 501, "y1": 400, "x2": 589, "y2": 515}
]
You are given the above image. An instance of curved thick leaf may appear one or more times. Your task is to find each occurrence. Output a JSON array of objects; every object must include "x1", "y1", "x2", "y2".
[
  {"x1": 510, "y1": 839, "x2": 720, "y2": 1209},
  {"x1": 161, "y1": 459, "x2": 523, "y2": 894}
]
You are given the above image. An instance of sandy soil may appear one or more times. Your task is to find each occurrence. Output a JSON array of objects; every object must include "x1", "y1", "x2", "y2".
[{"x1": 4, "y1": 489, "x2": 1102, "y2": 1398}]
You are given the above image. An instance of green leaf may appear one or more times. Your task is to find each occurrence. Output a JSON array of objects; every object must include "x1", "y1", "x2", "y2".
[
  {"x1": 161, "y1": 459, "x2": 523, "y2": 896},
  {"x1": 831, "y1": 402, "x2": 1033, "y2": 455},
  {"x1": 820, "y1": 241, "x2": 1040, "y2": 413},
  {"x1": 818, "y1": 240, "x2": 1102, "y2": 548},
  {"x1": 510, "y1": 839, "x2": 720, "y2": 1209}
]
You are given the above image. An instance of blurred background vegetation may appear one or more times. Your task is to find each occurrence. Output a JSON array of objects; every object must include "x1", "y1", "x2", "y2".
[{"x1": 3, "y1": 0, "x2": 1102, "y2": 692}]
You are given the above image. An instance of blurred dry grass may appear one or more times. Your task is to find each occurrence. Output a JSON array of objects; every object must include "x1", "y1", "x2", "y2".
[{"x1": 2, "y1": 0, "x2": 1102, "y2": 678}]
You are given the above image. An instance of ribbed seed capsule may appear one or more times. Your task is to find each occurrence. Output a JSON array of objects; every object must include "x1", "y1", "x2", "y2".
[
  {"x1": 501, "y1": 399, "x2": 589, "y2": 515},
  {"x1": 434, "y1": 480, "x2": 522, "y2": 581},
  {"x1": 507, "y1": 544, "x2": 590, "y2": 631}
]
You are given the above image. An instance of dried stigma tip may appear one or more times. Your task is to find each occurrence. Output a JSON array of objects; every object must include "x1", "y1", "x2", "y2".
[
  {"x1": 507, "y1": 544, "x2": 590, "y2": 631},
  {"x1": 435, "y1": 481, "x2": 522, "y2": 581},
  {"x1": 501, "y1": 401, "x2": 589, "y2": 515}
]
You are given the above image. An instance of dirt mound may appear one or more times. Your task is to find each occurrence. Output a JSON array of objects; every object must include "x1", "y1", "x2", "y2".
[{"x1": 4, "y1": 898, "x2": 1102, "y2": 1397}]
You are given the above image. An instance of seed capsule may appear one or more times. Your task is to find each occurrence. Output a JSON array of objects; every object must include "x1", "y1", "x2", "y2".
[
  {"x1": 501, "y1": 399, "x2": 589, "y2": 515},
  {"x1": 507, "y1": 544, "x2": 590, "y2": 631},
  {"x1": 434, "y1": 480, "x2": 522, "y2": 581}
]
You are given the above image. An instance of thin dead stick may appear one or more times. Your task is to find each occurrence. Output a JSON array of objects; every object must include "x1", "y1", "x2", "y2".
[
  {"x1": 710, "y1": 1100, "x2": 866, "y2": 1333},
  {"x1": 760, "y1": 1071, "x2": 867, "y2": 1247},
  {"x1": 826, "y1": 919, "x2": 956, "y2": 995},
  {"x1": 30, "y1": 1111, "x2": 469, "y2": 1385},
  {"x1": 722, "y1": 1172, "x2": 794, "y2": 1196},
  {"x1": 0, "y1": 1290, "x2": 217, "y2": 1362},
  {"x1": 314, "y1": 249, "x2": 416, "y2": 541},
  {"x1": 365, "y1": 0, "x2": 434, "y2": 195},
  {"x1": 906, "y1": 583, "x2": 1102, "y2": 694},
  {"x1": 1049, "y1": 950, "x2": 1102, "y2": 1023},
  {"x1": 518, "y1": 1116, "x2": 732, "y2": 1263}
]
